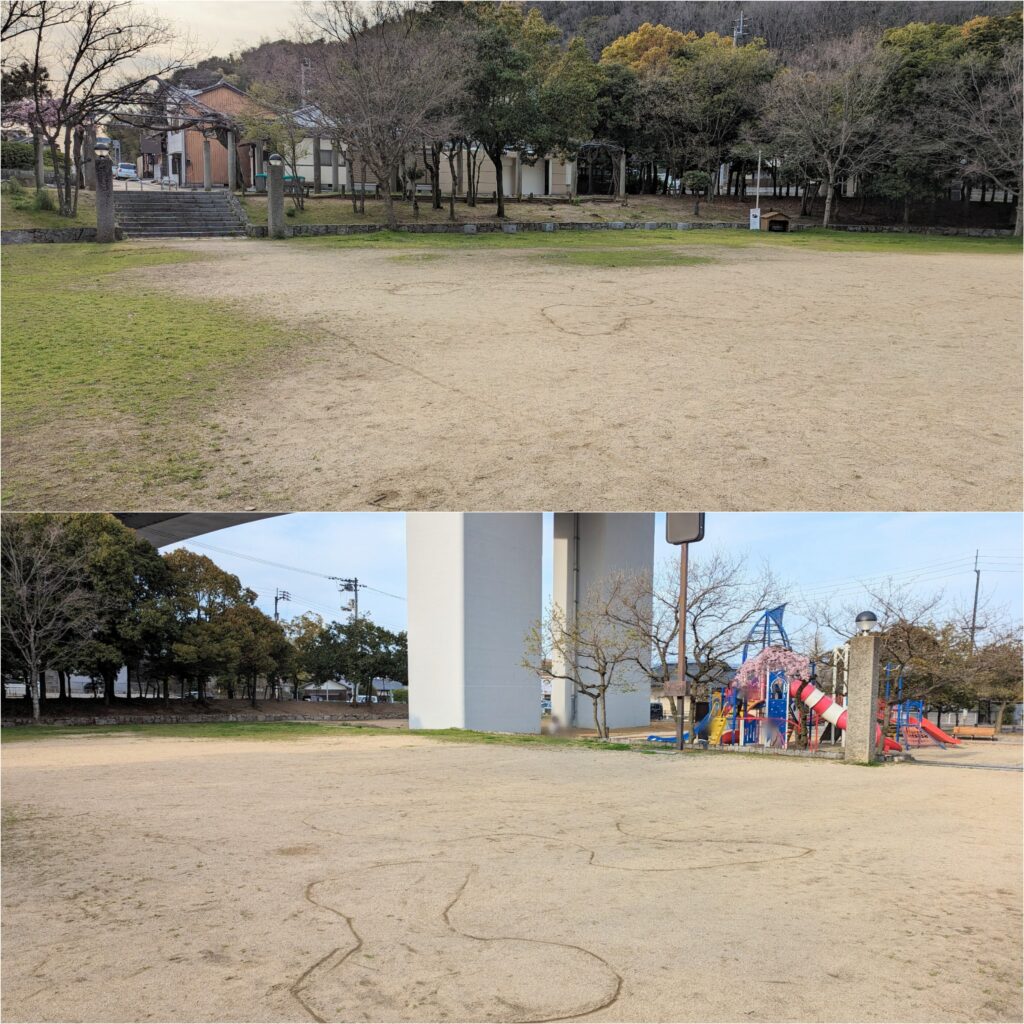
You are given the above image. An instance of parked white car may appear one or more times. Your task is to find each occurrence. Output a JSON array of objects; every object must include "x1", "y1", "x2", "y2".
[{"x1": 114, "y1": 162, "x2": 139, "y2": 180}]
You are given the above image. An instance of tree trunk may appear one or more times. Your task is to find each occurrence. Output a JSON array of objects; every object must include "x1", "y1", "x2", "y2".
[
  {"x1": 163, "y1": 676, "x2": 170, "y2": 708},
  {"x1": 993, "y1": 702, "x2": 1007, "y2": 731},
  {"x1": 58, "y1": 669, "x2": 67, "y2": 701},
  {"x1": 1014, "y1": 200, "x2": 1022, "y2": 238},
  {"x1": 431, "y1": 142, "x2": 442, "y2": 210},
  {"x1": 490, "y1": 150, "x2": 505, "y2": 218},
  {"x1": 822, "y1": 175, "x2": 836, "y2": 228},
  {"x1": 381, "y1": 183, "x2": 397, "y2": 229},
  {"x1": 33, "y1": 129, "x2": 45, "y2": 191},
  {"x1": 250, "y1": 674, "x2": 257, "y2": 709},
  {"x1": 446, "y1": 148, "x2": 458, "y2": 222},
  {"x1": 30, "y1": 662, "x2": 41, "y2": 721},
  {"x1": 104, "y1": 670, "x2": 114, "y2": 706}
]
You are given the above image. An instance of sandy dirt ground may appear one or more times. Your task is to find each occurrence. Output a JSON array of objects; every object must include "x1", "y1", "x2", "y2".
[
  {"x1": 2, "y1": 732, "x2": 1021, "y2": 1023},
  {"x1": 103, "y1": 237, "x2": 1020, "y2": 512}
]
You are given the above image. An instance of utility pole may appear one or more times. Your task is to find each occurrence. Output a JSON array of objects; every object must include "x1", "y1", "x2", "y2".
[
  {"x1": 273, "y1": 589, "x2": 290, "y2": 622},
  {"x1": 970, "y1": 551, "x2": 981, "y2": 651},
  {"x1": 733, "y1": 10, "x2": 747, "y2": 47},
  {"x1": 334, "y1": 577, "x2": 360, "y2": 622}
]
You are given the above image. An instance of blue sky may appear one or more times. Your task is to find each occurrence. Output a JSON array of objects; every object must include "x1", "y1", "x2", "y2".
[{"x1": 162, "y1": 513, "x2": 1023, "y2": 648}]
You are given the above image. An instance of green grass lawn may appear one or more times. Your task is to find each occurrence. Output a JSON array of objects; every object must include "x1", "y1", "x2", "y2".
[
  {"x1": 291, "y1": 225, "x2": 1021, "y2": 256},
  {"x1": 0, "y1": 720, "x2": 635, "y2": 751},
  {"x1": 1, "y1": 243, "x2": 295, "y2": 507},
  {"x1": 1, "y1": 186, "x2": 96, "y2": 229}
]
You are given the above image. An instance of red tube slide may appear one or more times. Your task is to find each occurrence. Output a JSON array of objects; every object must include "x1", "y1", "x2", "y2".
[
  {"x1": 789, "y1": 679, "x2": 902, "y2": 753},
  {"x1": 915, "y1": 717, "x2": 960, "y2": 746}
]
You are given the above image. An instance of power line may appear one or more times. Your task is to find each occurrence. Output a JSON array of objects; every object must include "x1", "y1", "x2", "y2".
[
  {"x1": 792, "y1": 553, "x2": 1021, "y2": 598},
  {"x1": 179, "y1": 540, "x2": 406, "y2": 601}
]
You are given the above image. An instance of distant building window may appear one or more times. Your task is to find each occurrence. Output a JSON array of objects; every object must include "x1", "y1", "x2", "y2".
[{"x1": 320, "y1": 148, "x2": 333, "y2": 165}]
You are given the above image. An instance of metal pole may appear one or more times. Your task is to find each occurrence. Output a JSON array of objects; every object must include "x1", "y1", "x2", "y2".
[
  {"x1": 970, "y1": 550, "x2": 981, "y2": 651},
  {"x1": 676, "y1": 542, "x2": 689, "y2": 750}
]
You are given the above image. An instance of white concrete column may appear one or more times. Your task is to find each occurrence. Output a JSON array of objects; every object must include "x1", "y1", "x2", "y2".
[
  {"x1": 407, "y1": 513, "x2": 543, "y2": 733},
  {"x1": 551, "y1": 513, "x2": 655, "y2": 730}
]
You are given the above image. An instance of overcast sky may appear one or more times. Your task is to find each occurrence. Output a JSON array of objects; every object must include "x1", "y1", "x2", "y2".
[
  {"x1": 142, "y1": 0, "x2": 302, "y2": 55},
  {"x1": 161, "y1": 513, "x2": 1024, "y2": 649}
]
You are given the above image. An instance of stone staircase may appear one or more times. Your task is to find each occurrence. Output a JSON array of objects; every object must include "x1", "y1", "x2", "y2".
[{"x1": 113, "y1": 190, "x2": 248, "y2": 239}]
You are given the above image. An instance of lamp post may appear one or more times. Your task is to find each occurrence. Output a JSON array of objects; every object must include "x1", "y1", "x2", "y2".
[
  {"x1": 267, "y1": 151, "x2": 285, "y2": 239},
  {"x1": 94, "y1": 136, "x2": 115, "y2": 244},
  {"x1": 664, "y1": 513, "x2": 706, "y2": 749}
]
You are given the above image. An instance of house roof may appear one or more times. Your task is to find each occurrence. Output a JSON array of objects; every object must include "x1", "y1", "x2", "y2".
[{"x1": 192, "y1": 80, "x2": 250, "y2": 99}]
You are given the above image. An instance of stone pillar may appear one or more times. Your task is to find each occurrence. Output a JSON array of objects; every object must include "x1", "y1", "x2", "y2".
[
  {"x1": 267, "y1": 161, "x2": 285, "y2": 239},
  {"x1": 95, "y1": 155, "x2": 115, "y2": 244},
  {"x1": 82, "y1": 125, "x2": 97, "y2": 191},
  {"x1": 331, "y1": 143, "x2": 340, "y2": 192},
  {"x1": 202, "y1": 138, "x2": 212, "y2": 191},
  {"x1": 312, "y1": 134, "x2": 322, "y2": 194},
  {"x1": 227, "y1": 130, "x2": 236, "y2": 193},
  {"x1": 618, "y1": 151, "x2": 627, "y2": 198},
  {"x1": 845, "y1": 632, "x2": 882, "y2": 764},
  {"x1": 551, "y1": 513, "x2": 654, "y2": 730},
  {"x1": 407, "y1": 513, "x2": 543, "y2": 733}
]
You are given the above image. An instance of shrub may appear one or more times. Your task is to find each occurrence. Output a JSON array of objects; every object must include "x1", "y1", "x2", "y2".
[
  {"x1": 32, "y1": 188, "x2": 56, "y2": 212},
  {"x1": 392, "y1": 688, "x2": 408, "y2": 703},
  {"x1": 5, "y1": 176, "x2": 25, "y2": 196},
  {"x1": 285, "y1": 206, "x2": 296, "y2": 217},
  {"x1": 1, "y1": 140, "x2": 34, "y2": 169}
]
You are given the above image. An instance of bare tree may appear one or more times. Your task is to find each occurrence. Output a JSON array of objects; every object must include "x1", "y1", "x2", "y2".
[
  {"x1": 524, "y1": 580, "x2": 638, "y2": 740},
  {"x1": 302, "y1": 0, "x2": 462, "y2": 229},
  {"x1": 760, "y1": 32, "x2": 893, "y2": 226},
  {"x1": 4, "y1": 1, "x2": 190, "y2": 216},
  {"x1": 933, "y1": 42, "x2": 1023, "y2": 236},
  {"x1": 1, "y1": 516, "x2": 96, "y2": 721},
  {"x1": 607, "y1": 552, "x2": 786, "y2": 715}
]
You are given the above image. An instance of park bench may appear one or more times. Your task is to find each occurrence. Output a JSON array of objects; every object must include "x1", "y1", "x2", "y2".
[{"x1": 951, "y1": 724, "x2": 999, "y2": 740}]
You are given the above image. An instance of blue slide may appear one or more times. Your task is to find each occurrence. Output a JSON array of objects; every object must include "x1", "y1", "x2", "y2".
[{"x1": 648, "y1": 709, "x2": 712, "y2": 744}]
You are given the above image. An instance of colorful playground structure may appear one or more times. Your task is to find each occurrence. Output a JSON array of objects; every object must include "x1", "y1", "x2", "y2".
[{"x1": 658, "y1": 606, "x2": 960, "y2": 754}]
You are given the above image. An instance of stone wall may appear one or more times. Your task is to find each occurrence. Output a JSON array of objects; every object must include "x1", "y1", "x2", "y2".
[
  {"x1": 1, "y1": 227, "x2": 123, "y2": 245},
  {"x1": 248, "y1": 219, "x2": 1012, "y2": 239}
]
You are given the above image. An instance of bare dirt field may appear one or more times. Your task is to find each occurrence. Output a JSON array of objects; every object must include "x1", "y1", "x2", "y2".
[
  {"x1": 7, "y1": 234, "x2": 1018, "y2": 511},
  {"x1": 143, "y1": 236, "x2": 1022, "y2": 511},
  {"x1": 3, "y1": 731, "x2": 1021, "y2": 1023}
]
